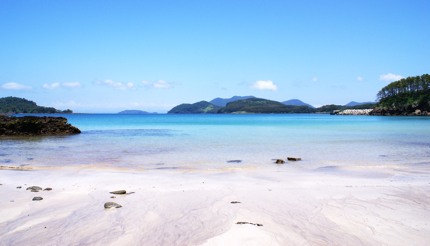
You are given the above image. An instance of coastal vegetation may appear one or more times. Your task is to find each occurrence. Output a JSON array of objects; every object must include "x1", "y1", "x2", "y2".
[
  {"x1": 375, "y1": 74, "x2": 430, "y2": 114},
  {"x1": 0, "y1": 97, "x2": 72, "y2": 114}
]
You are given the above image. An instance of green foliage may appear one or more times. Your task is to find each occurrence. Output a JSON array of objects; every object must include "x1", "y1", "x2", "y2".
[
  {"x1": 377, "y1": 74, "x2": 430, "y2": 112},
  {"x1": 0, "y1": 97, "x2": 73, "y2": 114},
  {"x1": 218, "y1": 98, "x2": 315, "y2": 114},
  {"x1": 168, "y1": 101, "x2": 221, "y2": 114}
]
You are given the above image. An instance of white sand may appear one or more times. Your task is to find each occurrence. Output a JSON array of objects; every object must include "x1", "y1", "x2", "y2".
[{"x1": 1, "y1": 164, "x2": 430, "y2": 245}]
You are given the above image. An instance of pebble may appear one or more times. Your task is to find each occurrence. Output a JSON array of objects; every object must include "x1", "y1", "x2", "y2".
[
  {"x1": 236, "y1": 221, "x2": 263, "y2": 226},
  {"x1": 32, "y1": 197, "x2": 43, "y2": 201},
  {"x1": 109, "y1": 190, "x2": 126, "y2": 195},
  {"x1": 104, "y1": 202, "x2": 122, "y2": 209},
  {"x1": 27, "y1": 186, "x2": 43, "y2": 192},
  {"x1": 274, "y1": 159, "x2": 285, "y2": 164},
  {"x1": 44, "y1": 187, "x2": 53, "y2": 191}
]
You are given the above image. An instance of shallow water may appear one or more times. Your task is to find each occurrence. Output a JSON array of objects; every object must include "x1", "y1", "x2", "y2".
[{"x1": 1, "y1": 114, "x2": 430, "y2": 170}]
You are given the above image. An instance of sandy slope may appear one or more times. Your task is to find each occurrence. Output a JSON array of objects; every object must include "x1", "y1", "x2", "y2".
[{"x1": 1, "y1": 164, "x2": 430, "y2": 245}]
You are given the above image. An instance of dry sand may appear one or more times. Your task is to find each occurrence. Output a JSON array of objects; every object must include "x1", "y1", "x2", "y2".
[{"x1": 1, "y1": 163, "x2": 430, "y2": 245}]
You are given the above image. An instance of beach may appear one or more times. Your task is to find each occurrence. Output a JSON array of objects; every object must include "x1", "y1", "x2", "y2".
[{"x1": 1, "y1": 162, "x2": 430, "y2": 245}]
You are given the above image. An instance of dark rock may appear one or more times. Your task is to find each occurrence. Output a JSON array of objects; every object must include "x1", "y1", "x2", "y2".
[
  {"x1": 274, "y1": 159, "x2": 285, "y2": 164},
  {"x1": 236, "y1": 221, "x2": 263, "y2": 226},
  {"x1": 109, "y1": 190, "x2": 127, "y2": 195},
  {"x1": 44, "y1": 187, "x2": 52, "y2": 191},
  {"x1": 32, "y1": 197, "x2": 43, "y2": 201},
  {"x1": 27, "y1": 186, "x2": 42, "y2": 192},
  {"x1": 227, "y1": 160, "x2": 242, "y2": 163},
  {"x1": 16, "y1": 186, "x2": 22, "y2": 189},
  {"x1": 104, "y1": 202, "x2": 122, "y2": 209},
  {"x1": 231, "y1": 201, "x2": 241, "y2": 204},
  {"x1": 287, "y1": 157, "x2": 301, "y2": 161},
  {"x1": 0, "y1": 115, "x2": 80, "y2": 136}
]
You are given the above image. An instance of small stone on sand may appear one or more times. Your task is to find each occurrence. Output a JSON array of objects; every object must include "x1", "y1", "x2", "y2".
[
  {"x1": 32, "y1": 197, "x2": 43, "y2": 201},
  {"x1": 104, "y1": 202, "x2": 122, "y2": 209},
  {"x1": 27, "y1": 186, "x2": 42, "y2": 192},
  {"x1": 109, "y1": 190, "x2": 126, "y2": 195}
]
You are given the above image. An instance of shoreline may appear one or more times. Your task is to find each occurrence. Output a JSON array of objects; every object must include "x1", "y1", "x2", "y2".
[{"x1": 1, "y1": 163, "x2": 430, "y2": 245}]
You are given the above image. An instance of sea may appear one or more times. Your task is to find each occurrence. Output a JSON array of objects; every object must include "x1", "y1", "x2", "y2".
[{"x1": 1, "y1": 114, "x2": 430, "y2": 170}]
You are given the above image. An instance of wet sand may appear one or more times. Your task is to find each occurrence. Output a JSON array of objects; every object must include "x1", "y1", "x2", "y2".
[{"x1": 1, "y1": 163, "x2": 430, "y2": 245}]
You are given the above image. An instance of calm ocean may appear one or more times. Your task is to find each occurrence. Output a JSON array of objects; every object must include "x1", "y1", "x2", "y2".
[{"x1": 1, "y1": 114, "x2": 430, "y2": 170}]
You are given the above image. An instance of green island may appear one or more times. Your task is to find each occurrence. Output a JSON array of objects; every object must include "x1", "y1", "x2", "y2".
[{"x1": 0, "y1": 97, "x2": 73, "y2": 114}]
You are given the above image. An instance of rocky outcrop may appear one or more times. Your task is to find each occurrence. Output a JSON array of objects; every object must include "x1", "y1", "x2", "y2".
[
  {"x1": 332, "y1": 109, "x2": 373, "y2": 115},
  {"x1": 370, "y1": 108, "x2": 430, "y2": 116},
  {"x1": 0, "y1": 115, "x2": 81, "y2": 136}
]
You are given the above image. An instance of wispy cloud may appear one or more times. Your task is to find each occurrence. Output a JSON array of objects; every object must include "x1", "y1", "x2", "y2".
[
  {"x1": 43, "y1": 82, "x2": 61, "y2": 89},
  {"x1": 356, "y1": 76, "x2": 364, "y2": 81},
  {"x1": 312, "y1": 77, "x2": 318, "y2": 82},
  {"x1": 43, "y1": 82, "x2": 81, "y2": 89},
  {"x1": 379, "y1": 73, "x2": 403, "y2": 82},
  {"x1": 1, "y1": 82, "x2": 32, "y2": 90},
  {"x1": 96, "y1": 79, "x2": 135, "y2": 90},
  {"x1": 251, "y1": 80, "x2": 277, "y2": 91},
  {"x1": 62, "y1": 82, "x2": 81, "y2": 88},
  {"x1": 142, "y1": 80, "x2": 172, "y2": 89}
]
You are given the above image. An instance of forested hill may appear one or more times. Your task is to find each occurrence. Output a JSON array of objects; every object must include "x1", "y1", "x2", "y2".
[
  {"x1": 375, "y1": 74, "x2": 430, "y2": 114},
  {"x1": 218, "y1": 98, "x2": 315, "y2": 114},
  {"x1": 0, "y1": 97, "x2": 72, "y2": 114}
]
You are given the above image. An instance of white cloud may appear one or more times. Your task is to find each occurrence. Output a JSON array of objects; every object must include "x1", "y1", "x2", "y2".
[
  {"x1": 43, "y1": 82, "x2": 81, "y2": 89},
  {"x1": 62, "y1": 82, "x2": 81, "y2": 88},
  {"x1": 97, "y1": 79, "x2": 135, "y2": 90},
  {"x1": 252, "y1": 80, "x2": 277, "y2": 91},
  {"x1": 43, "y1": 82, "x2": 61, "y2": 89},
  {"x1": 1, "y1": 82, "x2": 32, "y2": 90},
  {"x1": 142, "y1": 80, "x2": 172, "y2": 89},
  {"x1": 153, "y1": 80, "x2": 170, "y2": 89},
  {"x1": 312, "y1": 77, "x2": 318, "y2": 82},
  {"x1": 379, "y1": 73, "x2": 403, "y2": 82},
  {"x1": 356, "y1": 76, "x2": 364, "y2": 81}
]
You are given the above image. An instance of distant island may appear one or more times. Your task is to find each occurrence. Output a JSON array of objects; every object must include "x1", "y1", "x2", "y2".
[
  {"x1": 118, "y1": 110, "x2": 155, "y2": 114},
  {"x1": 0, "y1": 97, "x2": 73, "y2": 114},
  {"x1": 168, "y1": 97, "x2": 374, "y2": 114},
  {"x1": 282, "y1": 99, "x2": 314, "y2": 108}
]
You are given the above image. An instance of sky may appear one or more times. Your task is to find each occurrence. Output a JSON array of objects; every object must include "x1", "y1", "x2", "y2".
[{"x1": 1, "y1": 0, "x2": 429, "y2": 113}]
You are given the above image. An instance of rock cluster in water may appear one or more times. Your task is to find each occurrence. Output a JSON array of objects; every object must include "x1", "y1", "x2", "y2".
[{"x1": 0, "y1": 115, "x2": 81, "y2": 136}]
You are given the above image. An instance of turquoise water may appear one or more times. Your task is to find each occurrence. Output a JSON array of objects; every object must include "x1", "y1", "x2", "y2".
[{"x1": 1, "y1": 114, "x2": 430, "y2": 170}]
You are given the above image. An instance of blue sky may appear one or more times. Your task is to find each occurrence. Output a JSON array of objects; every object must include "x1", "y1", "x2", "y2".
[{"x1": 1, "y1": 0, "x2": 429, "y2": 113}]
